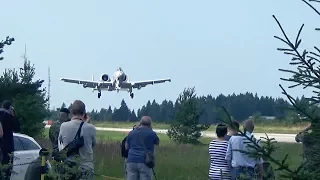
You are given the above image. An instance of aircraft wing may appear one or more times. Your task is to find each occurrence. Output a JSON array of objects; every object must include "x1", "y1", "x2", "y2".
[
  {"x1": 129, "y1": 78, "x2": 171, "y2": 89},
  {"x1": 60, "y1": 78, "x2": 112, "y2": 88}
]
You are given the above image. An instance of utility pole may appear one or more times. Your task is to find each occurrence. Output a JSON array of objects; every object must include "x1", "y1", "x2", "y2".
[
  {"x1": 48, "y1": 66, "x2": 51, "y2": 110},
  {"x1": 22, "y1": 44, "x2": 27, "y2": 59}
]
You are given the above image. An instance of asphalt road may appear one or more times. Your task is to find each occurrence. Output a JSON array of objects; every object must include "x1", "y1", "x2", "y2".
[{"x1": 45, "y1": 125, "x2": 298, "y2": 143}]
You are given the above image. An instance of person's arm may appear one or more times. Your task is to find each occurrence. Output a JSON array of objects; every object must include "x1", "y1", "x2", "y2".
[
  {"x1": 255, "y1": 135, "x2": 265, "y2": 179},
  {"x1": 256, "y1": 159, "x2": 264, "y2": 180},
  {"x1": 0, "y1": 122, "x2": 3, "y2": 138},
  {"x1": 92, "y1": 126, "x2": 96, "y2": 147},
  {"x1": 154, "y1": 133, "x2": 160, "y2": 145},
  {"x1": 125, "y1": 133, "x2": 131, "y2": 150},
  {"x1": 125, "y1": 141, "x2": 129, "y2": 150},
  {"x1": 12, "y1": 116, "x2": 20, "y2": 133},
  {"x1": 303, "y1": 124, "x2": 312, "y2": 132},
  {"x1": 58, "y1": 124, "x2": 63, "y2": 144},
  {"x1": 225, "y1": 140, "x2": 232, "y2": 169}
]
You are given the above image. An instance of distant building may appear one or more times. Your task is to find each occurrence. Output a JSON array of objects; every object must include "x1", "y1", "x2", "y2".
[
  {"x1": 248, "y1": 116, "x2": 276, "y2": 120},
  {"x1": 262, "y1": 116, "x2": 276, "y2": 120}
]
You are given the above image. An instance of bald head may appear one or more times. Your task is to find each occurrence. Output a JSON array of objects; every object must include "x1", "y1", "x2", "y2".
[
  {"x1": 140, "y1": 116, "x2": 152, "y2": 128},
  {"x1": 243, "y1": 119, "x2": 254, "y2": 133}
]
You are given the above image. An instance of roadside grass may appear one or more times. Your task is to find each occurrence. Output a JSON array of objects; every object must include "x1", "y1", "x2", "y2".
[
  {"x1": 92, "y1": 121, "x2": 309, "y2": 134},
  {"x1": 39, "y1": 130, "x2": 302, "y2": 180},
  {"x1": 42, "y1": 128, "x2": 208, "y2": 145}
]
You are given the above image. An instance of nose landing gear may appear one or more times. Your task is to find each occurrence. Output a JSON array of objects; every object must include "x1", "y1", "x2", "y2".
[
  {"x1": 130, "y1": 92, "x2": 134, "y2": 99},
  {"x1": 98, "y1": 92, "x2": 101, "y2": 98}
]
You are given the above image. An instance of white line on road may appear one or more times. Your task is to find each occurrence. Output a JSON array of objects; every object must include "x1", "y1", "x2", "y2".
[{"x1": 45, "y1": 125, "x2": 298, "y2": 143}]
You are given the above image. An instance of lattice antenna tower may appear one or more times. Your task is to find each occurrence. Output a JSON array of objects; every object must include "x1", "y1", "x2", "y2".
[
  {"x1": 48, "y1": 66, "x2": 51, "y2": 110},
  {"x1": 22, "y1": 44, "x2": 27, "y2": 59}
]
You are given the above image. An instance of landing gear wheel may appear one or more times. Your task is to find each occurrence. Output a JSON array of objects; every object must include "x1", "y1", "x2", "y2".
[
  {"x1": 98, "y1": 92, "x2": 101, "y2": 98},
  {"x1": 130, "y1": 93, "x2": 134, "y2": 99}
]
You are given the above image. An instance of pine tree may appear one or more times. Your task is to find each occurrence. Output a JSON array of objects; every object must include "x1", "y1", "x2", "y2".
[
  {"x1": 218, "y1": 2, "x2": 320, "y2": 179},
  {"x1": 271, "y1": 1, "x2": 320, "y2": 177},
  {"x1": 60, "y1": 102, "x2": 66, "y2": 109},
  {"x1": 0, "y1": 51, "x2": 48, "y2": 137},
  {"x1": 167, "y1": 87, "x2": 210, "y2": 144},
  {"x1": 0, "y1": 36, "x2": 14, "y2": 61}
]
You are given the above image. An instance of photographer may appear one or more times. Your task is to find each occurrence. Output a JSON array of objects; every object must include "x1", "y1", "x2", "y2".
[
  {"x1": 125, "y1": 116, "x2": 159, "y2": 180},
  {"x1": 0, "y1": 100, "x2": 20, "y2": 179},
  {"x1": 58, "y1": 100, "x2": 96, "y2": 180}
]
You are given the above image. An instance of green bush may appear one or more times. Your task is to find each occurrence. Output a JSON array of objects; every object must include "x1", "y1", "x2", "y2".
[{"x1": 167, "y1": 87, "x2": 210, "y2": 144}]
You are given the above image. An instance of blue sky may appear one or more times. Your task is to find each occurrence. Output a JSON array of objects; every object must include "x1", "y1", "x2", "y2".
[{"x1": 1, "y1": 0, "x2": 319, "y2": 111}]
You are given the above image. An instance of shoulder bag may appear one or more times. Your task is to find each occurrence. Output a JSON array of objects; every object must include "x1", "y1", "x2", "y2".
[
  {"x1": 138, "y1": 129, "x2": 155, "y2": 168},
  {"x1": 62, "y1": 121, "x2": 85, "y2": 158}
]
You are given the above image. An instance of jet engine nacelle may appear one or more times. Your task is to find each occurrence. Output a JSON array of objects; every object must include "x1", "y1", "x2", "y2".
[
  {"x1": 101, "y1": 74, "x2": 110, "y2": 81},
  {"x1": 118, "y1": 74, "x2": 127, "y2": 81}
]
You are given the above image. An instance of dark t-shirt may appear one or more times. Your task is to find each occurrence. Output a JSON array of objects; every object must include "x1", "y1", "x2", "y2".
[
  {"x1": 126, "y1": 127, "x2": 159, "y2": 163},
  {"x1": 0, "y1": 109, "x2": 15, "y2": 153}
]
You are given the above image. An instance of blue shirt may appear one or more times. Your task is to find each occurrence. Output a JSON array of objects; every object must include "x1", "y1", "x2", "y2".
[
  {"x1": 225, "y1": 132, "x2": 263, "y2": 168},
  {"x1": 126, "y1": 127, "x2": 160, "y2": 163}
]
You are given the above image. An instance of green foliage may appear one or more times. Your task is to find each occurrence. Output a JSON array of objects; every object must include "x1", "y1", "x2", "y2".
[
  {"x1": 0, "y1": 36, "x2": 14, "y2": 61},
  {"x1": 14, "y1": 93, "x2": 47, "y2": 137},
  {"x1": 167, "y1": 87, "x2": 210, "y2": 144},
  {"x1": 36, "y1": 133, "x2": 303, "y2": 180},
  {"x1": 0, "y1": 52, "x2": 48, "y2": 137},
  {"x1": 272, "y1": 0, "x2": 320, "y2": 178},
  {"x1": 112, "y1": 99, "x2": 132, "y2": 121},
  {"x1": 52, "y1": 92, "x2": 295, "y2": 124},
  {"x1": 60, "y1": 102, "x2": 66, "y2": 109},
  {"x1": 45, "y1": 158, "x2": 83, "y2": 180},
  {"x1": 217, "y1": 1, "x2": 320, "y2": 180}
]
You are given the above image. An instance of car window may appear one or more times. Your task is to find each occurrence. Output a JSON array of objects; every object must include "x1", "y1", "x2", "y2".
[
  {"x1": 18, "y1": 137, "x2": 40, "y2": 150},
  {"x1": 13, "y1": 136, "x2": 24, "y2": 151}
]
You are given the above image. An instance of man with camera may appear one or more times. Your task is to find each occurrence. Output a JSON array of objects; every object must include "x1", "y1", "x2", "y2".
[
  {"x1": 0, "y1": 100, "x2": 20, "y2": 180},
  {"x1": 58, "y1": 100, "x2": 96, "y2": 180},
  {"x1": 125, "y1": 116, "x2": 159, "y2": 180}
]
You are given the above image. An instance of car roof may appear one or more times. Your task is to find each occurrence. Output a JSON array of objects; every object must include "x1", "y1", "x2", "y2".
[
  {"x1": 13, "y1": 133, "x2": 33, "y2": 139},
  {"x1": 13, "y1": 133, "x2": 41, "y2": 148}
]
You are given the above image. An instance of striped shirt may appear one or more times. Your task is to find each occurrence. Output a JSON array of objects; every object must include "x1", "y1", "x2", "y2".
[{"x1": 209, "y1": 140, "x2": 231, "y2": 180}]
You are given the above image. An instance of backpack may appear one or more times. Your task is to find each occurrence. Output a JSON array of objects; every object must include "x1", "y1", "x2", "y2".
[{"x1": 121, "y1": 136, "x2": 128, "y2": 158}]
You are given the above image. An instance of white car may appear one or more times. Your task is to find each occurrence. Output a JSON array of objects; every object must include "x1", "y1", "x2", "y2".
[{"x1": 11, "y1": 133, "x2": 51, "y2": 180}]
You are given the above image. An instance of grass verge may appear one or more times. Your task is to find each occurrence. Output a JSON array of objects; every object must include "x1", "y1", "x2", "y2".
[{"x1": 38, "y1": 130, "x2": 303, "y2": 180}]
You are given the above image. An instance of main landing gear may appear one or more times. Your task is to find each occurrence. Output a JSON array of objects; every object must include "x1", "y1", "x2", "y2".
[
  {"x1": 98, "y1": 92, "x2": 101, "y2": 98},
  {"x1": 130, "y1": 92, "x2": 134, "y2": 99}
]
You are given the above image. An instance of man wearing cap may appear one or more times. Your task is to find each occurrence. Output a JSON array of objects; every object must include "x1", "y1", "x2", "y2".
[{"x1": 49, "y1": 108, "x2": 70, "y2": 159}]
